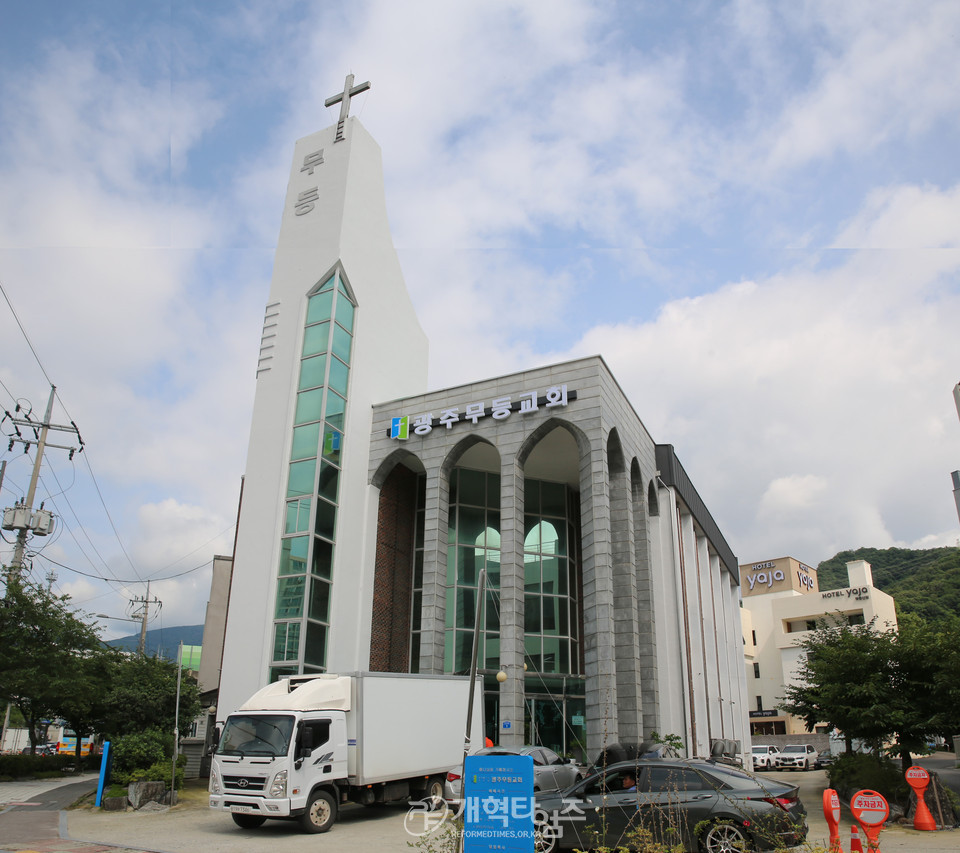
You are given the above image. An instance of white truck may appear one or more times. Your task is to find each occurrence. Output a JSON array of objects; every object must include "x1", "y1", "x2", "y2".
[{"x1": 208, "y1": 672, "x2": 483, "y2": 833}]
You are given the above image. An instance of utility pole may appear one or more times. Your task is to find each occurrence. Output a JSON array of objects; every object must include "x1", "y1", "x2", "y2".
[
  {"x1": 2, "y1": 385, "x2": 83, "y2": 589},
  {"x1": 129, "y1": 580, "x2": 160, "y2": 655}
]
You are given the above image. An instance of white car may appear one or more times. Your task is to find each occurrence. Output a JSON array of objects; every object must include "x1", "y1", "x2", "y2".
[
  {"x1": 775, "y1": 744, "x2": 820, "y2": 770},
  {"x1": 751, "y1": 744, "x2": 780, "y2": 770}
]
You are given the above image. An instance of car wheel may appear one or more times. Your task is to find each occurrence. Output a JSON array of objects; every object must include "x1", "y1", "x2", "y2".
[
  {"x1": 231, "y1": 813, "x2": 266, "y2": 829},
  {"x1": 422, "y1": 775, "x2": 446, "y2": 810},
  {"x1": 534, "y1": 819, "x2": 558, "y2": 853},
  {"x1": 701, "y1": 821, "x2": 751, "y2": 852},
  {"x1": 299, "y1": 790, "x2": 336, "y2": 833}
]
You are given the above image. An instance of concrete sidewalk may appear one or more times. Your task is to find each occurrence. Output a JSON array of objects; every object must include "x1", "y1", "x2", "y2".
[{"x1": 0, "y1": 774, "x2": 99, "y2": 810}]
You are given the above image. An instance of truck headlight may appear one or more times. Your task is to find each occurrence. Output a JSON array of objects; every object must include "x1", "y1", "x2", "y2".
[
  {"x1": 269, "y1": 770, "x2": 287, "y2": 798},
  {"x1": 209, "y1": 766, "x2": 221, "y2": 795}
]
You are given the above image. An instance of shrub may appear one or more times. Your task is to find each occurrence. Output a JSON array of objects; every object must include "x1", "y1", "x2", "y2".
[
  {"x1": 110, "y1": 728, "x2": 171, "y2": 773},
  {"x1": 128, "y1": 761, "x2": 185, "y2": 790},
  {"x1": 0, "y1": 753, "x2": 73, "y2": 779},
  {"x1": 827, "y1": 751, "x2": 909, "y2": 807}
]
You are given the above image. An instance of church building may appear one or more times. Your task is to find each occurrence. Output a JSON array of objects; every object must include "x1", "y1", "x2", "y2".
[{"x1": 217, "y1": 75, "x2": 749, "y2": 761}]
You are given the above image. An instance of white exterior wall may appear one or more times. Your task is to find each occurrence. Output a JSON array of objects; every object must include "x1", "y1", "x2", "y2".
[
  {"x1": 724, "y1": 572, "x2": 750, "y2": 751},
  {"x1": 699, "y1": 538, "x2": 720, "y2": 741},
  {"x1": 743, "y1": 560, "x2": 898, "y2": 735},
  {"x1": 218, "y1": 118, "x2": 428, "y2": 718}
]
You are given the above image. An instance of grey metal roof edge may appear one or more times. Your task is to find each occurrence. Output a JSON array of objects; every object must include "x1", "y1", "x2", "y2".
[{"x1": 655, "y1": 444, "x2": 739, "y2": 581}]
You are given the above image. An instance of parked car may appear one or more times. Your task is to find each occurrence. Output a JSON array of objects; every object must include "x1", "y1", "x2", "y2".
[
  {"x1": 534, "y1": 758, "x2": 808, "y2": 853},
  {"x1": 775, "y1": 744, "x2": 820, "y2": 770},
  {"x1": 814, "y1": 750, "x2": 834, "y2": 770},
  {"x1": 20, "y1": 743, "x2": 56, "y2": 756},
  {"x1": 752, "y1": 744, "x2": 781, "y2": 770},
  {"x1": 444, "y1": 745, "x2": 584, "y2": 803}
]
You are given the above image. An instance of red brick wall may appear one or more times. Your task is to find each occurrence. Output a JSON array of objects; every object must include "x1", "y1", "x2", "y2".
[{"x1": 369, "y1": 465, "x2": 418, "y2": 672}]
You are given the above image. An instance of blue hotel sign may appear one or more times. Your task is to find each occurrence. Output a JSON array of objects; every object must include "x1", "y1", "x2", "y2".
[{"x1": 464, "y1": 753, "x2": 535, "y2": 852}]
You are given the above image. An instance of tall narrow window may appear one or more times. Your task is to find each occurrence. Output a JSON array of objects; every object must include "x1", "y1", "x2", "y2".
[
  {"x1": 522, "y1": 479, "x2": 580, "y2": 675},
  {"x1": 444, "y1": 468, "x2": 501, "y2": 674},
  {"x1": 269, "y1": 268, "x2": 355, "y2": 682}
]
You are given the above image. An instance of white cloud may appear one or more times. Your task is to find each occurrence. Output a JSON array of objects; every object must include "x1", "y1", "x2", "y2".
[
  {"x1": 761, "y1": 2, "x2": 960, "y2": 171},
  {"x1": 558, "y1": 183, "x2": 960, "y2": 563},
  {"x1": 758, "y1": 474, "x2": 828, "y2": 516},
  {"x1": 3, "y1": 2, "x2": 960, "y2": 635}
]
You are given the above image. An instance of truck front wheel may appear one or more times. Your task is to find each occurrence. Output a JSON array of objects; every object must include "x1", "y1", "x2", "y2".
[{"x1": 300, "y1": 790, "x2": 336, "y2": 833}]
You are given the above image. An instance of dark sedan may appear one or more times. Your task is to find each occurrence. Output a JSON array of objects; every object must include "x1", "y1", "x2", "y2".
[{"x1": 534, "y1": 758, "x2": 807, "y2": 853}]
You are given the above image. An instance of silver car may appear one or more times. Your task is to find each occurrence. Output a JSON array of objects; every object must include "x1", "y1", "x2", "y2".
[{"x1": 443, "y1": 745, "x2": 584, "y2": 802}]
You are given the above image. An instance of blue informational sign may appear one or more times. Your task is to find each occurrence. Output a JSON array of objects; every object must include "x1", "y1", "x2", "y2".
[{"x1": 464, "y1": 753, "x2": 535, "y2": 853}]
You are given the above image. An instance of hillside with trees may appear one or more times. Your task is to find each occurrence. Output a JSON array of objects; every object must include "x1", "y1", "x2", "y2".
[{"x1": 816, "y1": 546, "x2": 960, "y2": 627}]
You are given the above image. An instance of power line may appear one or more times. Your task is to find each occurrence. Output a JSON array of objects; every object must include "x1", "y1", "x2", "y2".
[
  {"x1": 35, "y1": 552, "x2": 213, "y2": 584},
  {"x1": 0, "y1": 279, "x2": 53, "y2": 386},
  {"x1": 39, "y1": 461, "x2": 127, "y2": 584}
]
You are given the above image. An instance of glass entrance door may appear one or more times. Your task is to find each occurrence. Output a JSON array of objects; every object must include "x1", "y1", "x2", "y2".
[{"x1": 523, "y1": 694, "x2": 587, "y2": 760}]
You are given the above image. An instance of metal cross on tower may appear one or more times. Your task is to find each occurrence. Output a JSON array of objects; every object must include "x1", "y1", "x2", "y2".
[{"x1": 325, "y1": 72, "x2": 371, "y2": 142}]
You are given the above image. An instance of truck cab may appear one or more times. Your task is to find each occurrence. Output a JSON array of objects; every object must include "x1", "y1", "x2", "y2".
[{"x1": 209, "y1": 708, "x2": 348, "y2": 831}]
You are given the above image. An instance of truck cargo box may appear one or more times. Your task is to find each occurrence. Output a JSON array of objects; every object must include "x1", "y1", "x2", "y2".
[{"x1": 238, "y1": 671, "x2": 483, "y2": 785}]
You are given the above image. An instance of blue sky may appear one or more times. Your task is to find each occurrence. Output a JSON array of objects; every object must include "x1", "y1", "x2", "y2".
[{"x1": 1, "y1": 1, "x2": 959, "y2": 638}]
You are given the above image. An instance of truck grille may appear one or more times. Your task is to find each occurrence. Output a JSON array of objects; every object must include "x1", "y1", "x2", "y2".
[{"x1": 224, "y1": 775, "x2": 267, "y2": 791}]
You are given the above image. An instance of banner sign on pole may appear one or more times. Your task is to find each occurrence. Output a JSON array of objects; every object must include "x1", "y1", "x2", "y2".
[{"x1": 464, "y1": 753, "x2": 534, "y2": 853}]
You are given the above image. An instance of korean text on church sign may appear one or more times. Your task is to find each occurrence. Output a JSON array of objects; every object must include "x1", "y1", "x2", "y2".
[
  {"x1": 294, "y1": 149, "x2": 325, "y2": 216},
  {"x1": 389, "y1": 385, "x2": 576, "y2": 439}
]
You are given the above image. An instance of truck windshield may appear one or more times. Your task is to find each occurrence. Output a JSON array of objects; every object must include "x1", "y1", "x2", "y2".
[{"x1": 217, "y1": 714, "x2": 294, "y2": 757}]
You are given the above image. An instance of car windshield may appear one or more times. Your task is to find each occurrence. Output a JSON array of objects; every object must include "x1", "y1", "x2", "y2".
[
  {"x1": 782, "y1": 746, "x2": 805, "y2": 754},
  {"x1": 217, "y1": 714, "x2": 294, "y2": 757}
]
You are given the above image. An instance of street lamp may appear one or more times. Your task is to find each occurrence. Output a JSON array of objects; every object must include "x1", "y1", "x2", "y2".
[{"x1": 96, "y1": 613, "x2": 147, "y2": 655}]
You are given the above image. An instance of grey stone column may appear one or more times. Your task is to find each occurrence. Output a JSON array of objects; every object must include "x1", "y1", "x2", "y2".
[
  {"x1": 633, "y1": 473, "x2": 660, "y2": 739},
  {"x1": 610, "y1": 457, "x2": 641, "y2": 744},
  {"x1": 418, "y1": 465, "x2": 448, "y2": 674},
  {"x1": 497, "y1": 455, "x2": 525, "y2": 746},
  {"x1": 580, "y1": 439, "x2": 619, "y2": 755}
]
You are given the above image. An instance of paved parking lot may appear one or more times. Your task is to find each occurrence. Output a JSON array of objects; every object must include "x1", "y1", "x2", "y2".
[
  {"x1": 3, "y1": 759, "x2": 958, "y2": 852},
  {"x1": 67, "y1": 797, "x2": 417, "y2": 853}
]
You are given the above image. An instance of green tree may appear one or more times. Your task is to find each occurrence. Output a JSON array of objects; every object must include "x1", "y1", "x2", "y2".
[
  {"x1": 780, "y1": 614, "x2": 957, "y2": 771},
  {"x1": 100, "y1": 654, "x2": 201, "y2": 740},
  {"x1": 779, "y1": 617, "x2": 894, "y2": 752},
  {"x1": 52, "y1": 643, "x2": 122, "y2": 766},
  {"x1": 0, "y1": 578, "x2": 105, "y2": 754}
]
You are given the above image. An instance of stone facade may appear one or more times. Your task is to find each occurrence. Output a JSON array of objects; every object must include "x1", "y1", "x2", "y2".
[{"x1": 366, "y1": 356, "x2": 747, "y2": 759}]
